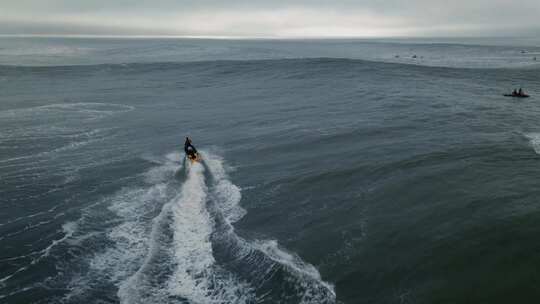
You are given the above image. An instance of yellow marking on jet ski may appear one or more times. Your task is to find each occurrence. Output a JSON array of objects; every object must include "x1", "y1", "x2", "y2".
[{"x1": 188, "y1": 153, "x2": 201, "y2": 163}]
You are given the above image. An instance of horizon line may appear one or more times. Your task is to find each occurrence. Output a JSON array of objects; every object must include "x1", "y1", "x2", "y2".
[{"x1": 1, "y1": 33, "x2": 538, "y2": 40}]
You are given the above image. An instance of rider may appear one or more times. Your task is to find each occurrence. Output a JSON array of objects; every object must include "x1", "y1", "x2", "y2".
[{"x1": 184, "y1": 137, "x2": 197, "y2": 158}]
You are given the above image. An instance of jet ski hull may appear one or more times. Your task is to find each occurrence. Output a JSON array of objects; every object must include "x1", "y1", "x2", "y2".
[{"x1": 503, "y1": 94, "x2": 530, "y2": 98}]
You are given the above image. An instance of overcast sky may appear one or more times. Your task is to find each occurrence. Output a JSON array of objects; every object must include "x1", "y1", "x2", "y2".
[{"x1": 1, "y1": 0, "x2": 539, "y2": 37}]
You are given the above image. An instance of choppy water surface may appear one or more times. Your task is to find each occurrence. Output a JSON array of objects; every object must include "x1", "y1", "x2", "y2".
[{"x1": 1, "y1": 37, "x2": 540, "y2": 304}]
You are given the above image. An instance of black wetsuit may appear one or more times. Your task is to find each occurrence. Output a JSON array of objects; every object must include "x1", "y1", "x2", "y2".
[{"x1": 184, "y1": 139, "x2": 197, "y2": 157}]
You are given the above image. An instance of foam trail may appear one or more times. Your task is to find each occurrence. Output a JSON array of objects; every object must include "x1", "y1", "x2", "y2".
[
  {"x1": 117, "y1": 201, "x2": 173, "y2": 304},
  {"x1": 116, "y1": 153, "x2": 185, "y2": 304},
  {"x1": 89, "y1": 184, "x2": 168, "y2": 283},
  {"x1": 204, "y1": 152, "x2": 336, "y2": 303},
  {"x1": 167, "y1": 163, "x2": 213, "y2": 299},
  {"x1": 253, "y1": 240, "x2": 336, "y2": 299},
  {"x1": 143, "y1": 152, "x2": 183, "y2": 184},
  {"x1": 526, "y1": 133, "x2": 540, "y2": 154},
  {"x1": 166, "y1": 162, "x2": 254, "y2": 303},
  {"x1": 63, "y1": 153, "x2": 181, "y2": 302},
  {"x1": 203, "y1": 153, "x2": 246, "y2": 223},
  {"x1": 62, "y1": 151, "x2": 333, "y2": 303}
]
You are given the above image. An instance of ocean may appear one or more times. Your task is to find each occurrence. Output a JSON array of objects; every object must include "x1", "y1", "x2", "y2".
[{"x1": 1, "y1": 37, "x2": 540, "y2": 304}]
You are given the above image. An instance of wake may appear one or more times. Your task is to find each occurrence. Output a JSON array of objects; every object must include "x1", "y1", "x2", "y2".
[
  {"x1": 63, "y1": 151, "x2": 335, "y2": 303},
  {"x1": 204, "y1": 154, "x2": 336, "y2": 303}
]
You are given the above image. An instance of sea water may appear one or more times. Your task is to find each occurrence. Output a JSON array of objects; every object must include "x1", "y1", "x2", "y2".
[{"x1": 1, "y1": 37, "x2": 540, "y2": 303}]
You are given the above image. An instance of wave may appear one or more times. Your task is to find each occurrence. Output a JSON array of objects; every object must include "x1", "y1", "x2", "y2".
[{"x1": 2, "y1": 56, "x2": 539, "y2": 74}]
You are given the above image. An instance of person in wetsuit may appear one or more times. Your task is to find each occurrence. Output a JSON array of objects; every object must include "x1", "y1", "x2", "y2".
[{"x1": 184, "y1": 137, "x2": 197, "y2": 159}]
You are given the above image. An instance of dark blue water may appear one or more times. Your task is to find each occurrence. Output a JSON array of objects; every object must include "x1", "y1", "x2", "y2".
[{"x1": 1, "y1": 37, "x2": 540, "y2": 304}]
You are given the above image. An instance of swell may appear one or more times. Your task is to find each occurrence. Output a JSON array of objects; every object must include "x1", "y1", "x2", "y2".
[{"x1": 2, "y1": 57, "x2": 539, "y2": 75}]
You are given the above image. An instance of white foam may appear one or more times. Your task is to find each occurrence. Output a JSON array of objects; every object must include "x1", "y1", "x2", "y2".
[
  {"x1": 42, "y1": 222, "x2": 78, "y2": 258},
  {"x1": 204, "y1": 152, "x2": 247, "y2": 223},
  {"x1": 143, "y1": 152, "x2": 183, "y2": 184},
  {"x1": 203, "y1": 151, "x2": 336, "y2": 302},
  {"x1": 166, "y1": 163, "x2": 217, "y2": 299},
  {"x1": 60, "y1": 175, "x2": 172, "y2": 302},
  {"x1": 62, "y1": 150, "x2": 333, "y2": 303},
  {"x1": 117, "y1": 202, "x2": 173, "y2": 304},
  {"x1": 165, "y1": 151, "x2": 183, "y2": 163},
  {"x1": 112, "y1": 156, "x2": 254, "y2": 304},
  {"x1": 60, "y1": 166, "x2": 171, "y2": 301},
  {"x1": 89, "y1": 184, "x2": 168, "y2": 284},
  {"x1": 253, "y1": 240, "x2": 335, "y2": 298},
  {"x1": 526, "y1": 133, "x2": 540, "y2": 154}
]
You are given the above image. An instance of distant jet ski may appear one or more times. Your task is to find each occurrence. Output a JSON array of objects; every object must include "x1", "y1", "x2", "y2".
[
  {"x1": 184, "y1": 137, "x2": 201, "y2": 163},
  {"x1": 504, "y1": 88, "x2": 530, "y2": 98},
  {"x1": 503, "y1": 93, "x2": 529, "y2": 98}
]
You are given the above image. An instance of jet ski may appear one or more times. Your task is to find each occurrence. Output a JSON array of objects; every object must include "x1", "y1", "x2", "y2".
[
  {"x1": 187, "y1": 151, "x2": 201, "y2": 163},
  {"x1": 503, "y1": 93, "x2": 530, "y2": 98},
  {"x1": 184, "y1": 137, "x2": 201, "y2": 163}
]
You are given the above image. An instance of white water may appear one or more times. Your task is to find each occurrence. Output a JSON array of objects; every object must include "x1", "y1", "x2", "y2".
[
  {"x1": 166, "y1": 162, "x2": 254, "y2": 303},
  {"x1": 64, "y1": 151, "x2": 334, "y2": 303},
  {"x1": 526, "y1": 133, "x2": 540, "y2": 154},
  {"x1": 204, "y1": 154, "x2": 336, "y2": 303}
]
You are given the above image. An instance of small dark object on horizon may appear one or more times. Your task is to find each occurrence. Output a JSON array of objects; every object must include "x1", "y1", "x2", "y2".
[{"x1": 504, "y1": 88, "x2": 530, "y2": 98}]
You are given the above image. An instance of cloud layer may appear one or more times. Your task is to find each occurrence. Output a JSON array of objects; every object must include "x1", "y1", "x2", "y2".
[{"x1": 1, "y1": 1, "x2": 539, "y2": 37}]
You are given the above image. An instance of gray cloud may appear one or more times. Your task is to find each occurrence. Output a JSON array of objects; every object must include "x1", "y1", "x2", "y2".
[{"x1": 1, "y1": 0, "x2": 539, "y2": 37}]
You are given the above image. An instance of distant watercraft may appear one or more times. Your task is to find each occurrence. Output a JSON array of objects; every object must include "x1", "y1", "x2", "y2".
[
  {"x1": 503, "y1": 93, "x2": 530, "y2": 98},
  {"x1": 504, "y1": 88, "x2": 530, "y2": 98}
]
